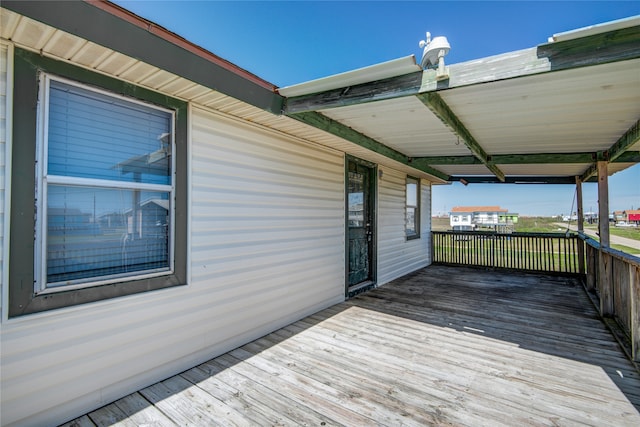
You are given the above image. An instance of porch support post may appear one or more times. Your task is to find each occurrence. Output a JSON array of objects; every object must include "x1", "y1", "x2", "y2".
[
  {"x1": 575, "y1": 176, "x2": 586, "y2": 277},
  {"x1": 597, "y1": 161, "x2": 613, "y2": 316}
]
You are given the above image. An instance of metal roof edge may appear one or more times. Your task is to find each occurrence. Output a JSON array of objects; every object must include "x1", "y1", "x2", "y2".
[
  {"x1": 548, "y1": 15, "x2": 640, "y2": 43},
  {"x1": 278, "y1": 55, "x2": 420, "y2": 97}
]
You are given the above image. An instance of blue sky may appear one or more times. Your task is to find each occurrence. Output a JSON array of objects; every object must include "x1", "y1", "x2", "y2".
[{"x1": 115, "y1": 0, "x2": 639, "y2": 216}]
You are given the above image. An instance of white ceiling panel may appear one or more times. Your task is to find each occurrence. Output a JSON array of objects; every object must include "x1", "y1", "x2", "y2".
[
  {"x1": 322, "y1": 97, "x2": 472, "y2": 157},
  {"x1": 499, "y1": 164, "x2": 590, "y2": 177},
  {"x1": 441, "y1": 59, "x2": 640, "y2": 155}
]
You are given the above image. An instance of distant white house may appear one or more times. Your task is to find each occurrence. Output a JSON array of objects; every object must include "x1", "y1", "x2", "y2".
[{"x1": 449, "y1": 206, "x2": 518, "y2": 231}]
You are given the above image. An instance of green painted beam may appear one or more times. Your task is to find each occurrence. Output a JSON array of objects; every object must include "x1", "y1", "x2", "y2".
[
  {"x1": 411, "y1": 156, "x2": 483, "y2": 166},
  {"x1": 580, "y1": 120, "x2": 640, "y2": 182},
  {"x1": 451, "y1": 176, "x2": 594, "y2": 185},
  {"x1": 580, "y1": 163, "x2": 599, "y2": 182},
  {"x1": 605, "y1": 119, "x2": 640, "y2": 162},
  {"x1": 538, "y1": 24, "x2": 640, "y2": 72},
  {"x1": 290, "y1": 112, "x2": 449, "y2": 181},
  {"x1": 413, "y1": 151, "x2": 640, "y2": 166},
  {"x1": 416, "y1": 92, "x2": 506, "y2": 182}
]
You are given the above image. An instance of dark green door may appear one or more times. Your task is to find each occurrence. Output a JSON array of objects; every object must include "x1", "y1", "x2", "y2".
[{"x1": 347, "y1": 158, "x2": 375, "y2": 291}]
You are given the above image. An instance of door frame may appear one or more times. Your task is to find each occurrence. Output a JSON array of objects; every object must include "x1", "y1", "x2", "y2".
[{"x1": 345, "y1": 155, "x2": 377, "y2": 298}]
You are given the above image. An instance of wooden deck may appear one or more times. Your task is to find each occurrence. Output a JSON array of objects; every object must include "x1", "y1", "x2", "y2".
[{"x1": 64, "y1": 266, "x2": 640, "y2": 426}]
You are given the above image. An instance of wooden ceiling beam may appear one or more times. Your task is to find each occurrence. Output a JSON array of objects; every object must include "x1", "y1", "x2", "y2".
[
  {"x1": 581, "y1": 120, "x2": 640, "y2": 182},
  {"x1": 416, "y1": 92, "x2": 506, "y2": 182},
  {"x1": 450, "y1": 176, "x2": 592, "y2": 185},
  {"x1": 605, "y1": 119, "x2": 640, "y2": 162},
  {"x1": 412, "y1": 151, "x2": 640, "y2": 166}
]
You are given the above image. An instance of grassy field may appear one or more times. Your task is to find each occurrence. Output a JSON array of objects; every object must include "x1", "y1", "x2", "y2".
[{"x1": 431, "y1": 216, "x2": 640, "y2": 255}]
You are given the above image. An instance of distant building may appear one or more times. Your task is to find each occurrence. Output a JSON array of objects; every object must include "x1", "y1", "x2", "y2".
[
  {"x1": 449, "y1": 206, "x2": 518, "y2": 232},
  {"x1": 613, "y1": 211, "x2": 625, "y2": 222},
  {"x1": 625, "y1": 209, "x2": 640, "y2": 225}
]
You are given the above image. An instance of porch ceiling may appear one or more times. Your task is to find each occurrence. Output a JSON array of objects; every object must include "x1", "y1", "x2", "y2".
[{"x1": 281, "y1": 17, "x2": 640, "y2": 184}]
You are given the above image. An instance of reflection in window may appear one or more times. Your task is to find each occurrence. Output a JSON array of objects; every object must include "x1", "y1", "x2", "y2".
[
  {"x1": 348, "y1": 171, "x2": 365, "y2": 227},
  {"x1": 46, "y1": 186, "x2": 170, "y2": 286},
  {"x1": 406, "y1": 176, "x2": 420, "y2": 238}
]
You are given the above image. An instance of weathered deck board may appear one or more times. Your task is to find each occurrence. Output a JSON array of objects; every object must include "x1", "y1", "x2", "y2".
[{"x1": 66, "y1": 266, "x2": 640, "y2": 426}]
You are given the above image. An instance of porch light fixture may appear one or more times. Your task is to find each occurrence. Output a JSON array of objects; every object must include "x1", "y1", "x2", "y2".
[
  {"x1": 419, "y1": 32, "x2": 451, "y2": 80},
  {"x1": 459, "y1": 178, "x2": 469, "y2": 186}
]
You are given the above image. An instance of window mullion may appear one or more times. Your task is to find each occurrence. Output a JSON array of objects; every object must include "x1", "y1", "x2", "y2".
[{"x1": 46, "y1": 175, "x2": 173, "y2": 192}]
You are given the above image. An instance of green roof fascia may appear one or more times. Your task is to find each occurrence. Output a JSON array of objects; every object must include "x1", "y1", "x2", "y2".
[
  {"x1": 283, "y1": 71, "x2": 423, "y2": 114},
  {"x1": 2, "y1": 0, "x2": 283, "y2": 114},
  {"x1": 290, "y1": 111, "x2": 449, "y2": 181},
  {"x1": 538, "y1": 24, "x2": 640, "y2": 72}
]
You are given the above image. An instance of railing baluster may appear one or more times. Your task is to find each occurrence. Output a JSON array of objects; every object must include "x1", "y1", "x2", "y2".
[{"x1": 429, "y1": 230, "x2": 623, "y2": 291}]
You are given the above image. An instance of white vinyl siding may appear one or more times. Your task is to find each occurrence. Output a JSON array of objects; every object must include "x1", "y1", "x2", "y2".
[
  {"x1": 377, "y1": 166, "x2": 431, "y2": 285},
  {"x1": 0, "y1": 105, "x2": 346, "y2": 427},
  {"x1": 189, "y1": 106, "x2": 346, "y2": 324}
]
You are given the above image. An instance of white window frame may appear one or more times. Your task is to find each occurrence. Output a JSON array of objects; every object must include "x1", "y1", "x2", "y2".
[{"x1": 34, "y1": 74, "x2": 176, "y2": 294}]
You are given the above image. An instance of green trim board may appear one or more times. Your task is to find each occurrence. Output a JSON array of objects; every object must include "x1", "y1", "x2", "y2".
[
  {"x1": 581, "y1": 120, "x2": 640, "y2": 182},
  {"x1": 9, "y1": 48, "x2": 188, "y2": 317},
  {"x1": 2, "y1": 0, "x2": 283, "y2": 114},
  {"x1": 606, "y1": 119, "x2": 640, "y2": 162},
  {"x1": 450, "y1": 176, "x2": 597, "y2": 185},
  {"x1": 284, "y1": 71, "x2": 423, "y2": 114},
  {"x1": 538, "y1": 24, "x2": 640, "y2": 72},
  {"x1": 412, "y1": 151, "x2": 640, "y2": 166},
  {"x1": 417, "y1": 92, "x2": 506, "y2": 182},
  {"x1": 581, "y1": 163, "x2": 599, "y2": 183},
  {"x1": 290, "y1": 111, "x2": 450, "y2": 181}
]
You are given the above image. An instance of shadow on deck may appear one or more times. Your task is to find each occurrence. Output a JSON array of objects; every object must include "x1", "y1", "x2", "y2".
[{"x1": 64, "y1": 265, "x2": 640, "y2": 426}]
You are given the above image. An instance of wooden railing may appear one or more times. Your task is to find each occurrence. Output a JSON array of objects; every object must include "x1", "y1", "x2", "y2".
[
  {"x1": 582, "y1": 235, "x2": 640, "y2": 362},
  {"x1": 431, "y1": 230, "x2": 640, "y2": 362},
  {"x1": 431, "y1": 231, "x2": 581, "y2": 273}
]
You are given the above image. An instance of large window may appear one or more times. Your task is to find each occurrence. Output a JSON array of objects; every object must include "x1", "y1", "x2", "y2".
[
  {"x1": 405, "y1": 176, "x2": 420, "y2": 239},
  {"x1": 9, "y1": 49, "x2": 187, "y2": 317},
  {"x1": 36, "y1": 76, "x2": 174, "y2": 291}
]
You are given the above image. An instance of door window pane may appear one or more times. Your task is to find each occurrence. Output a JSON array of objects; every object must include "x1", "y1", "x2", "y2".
[{"x1": 348, "y1": 171, "x2": 364, "y2": 227}]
